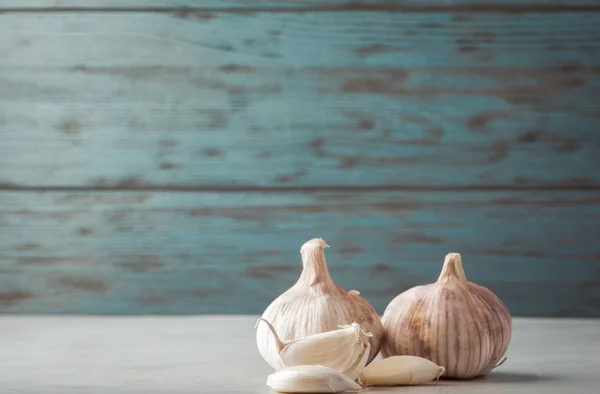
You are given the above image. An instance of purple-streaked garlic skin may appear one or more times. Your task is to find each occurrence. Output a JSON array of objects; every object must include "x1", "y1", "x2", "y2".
[
  {"x1": 256, "y1": 238, "x2": 383, "y2": 370},
  {"x1": 381, "y1": 253, "x2": 512, "y2": 379}
]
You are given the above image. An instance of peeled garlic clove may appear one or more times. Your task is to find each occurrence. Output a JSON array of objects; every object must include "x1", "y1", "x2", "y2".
[
  {"x1": 381, "y1": 253, "x2": 512, "y2": 379},
  {"x1": 358, "y1": 355, "x2": 444, "y2": 386},
  {"x1": 257, "y1": 238, "x2": 383, "y2": 370},
  {"x1": 267, "y1": 365, "x2": 364, "y2": 393},
  {"x1": 256, "y1": 318, "x2": 372, "y2": 380}
]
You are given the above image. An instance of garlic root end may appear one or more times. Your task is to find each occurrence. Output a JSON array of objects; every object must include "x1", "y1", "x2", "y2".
[
  {"x1": 357, "y1": 374, "x2": 367, "y2": 386},
  {"x1": 493, "y1": 357, "x2": 507, "y2": 369}
]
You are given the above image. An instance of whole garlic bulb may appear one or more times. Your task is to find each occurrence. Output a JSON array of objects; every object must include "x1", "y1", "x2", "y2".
[
  {"x1": 256, "y1": 238, "x2": 383, "y2": 370},
  {"x1": 381, "y1": 253, "x2": 511, "y2": 379}
]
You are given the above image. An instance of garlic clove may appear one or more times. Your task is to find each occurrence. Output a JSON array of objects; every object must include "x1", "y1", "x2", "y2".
[
  {"x1": 256, "y1": 318, "x2": 372, "y2": 380},
  {"x1": 267, "y1": 365, "x2": 364, "y2": 393},
  {"x1": 342, "y1": 343, "x2": 371, "y2": 381},
  {"x1": 381, "y1": 253, "x2": 512, "y2": 379},
  {"x1": 358, "y1": 355, "x2": 445, "y2": 386},
  {"x1": 256, "y1": 238, "x2": 383, "y2": 370}
]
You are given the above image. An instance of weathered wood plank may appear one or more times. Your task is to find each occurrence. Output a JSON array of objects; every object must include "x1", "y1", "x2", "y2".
[
  {"x1": 2, "y1": 69, "x2": 597, "y2": 188},
  {"x1": 2, "y1": 12, "x2": 599, "y2": 68},
  {"x1": 1, "y1": 11, "x2": 599, "y2": 188},
  {"x1": 1, "y1": 0, "x2": 599, "y2": 12},
  {"x1": 0, "y1": 191, "x2": 598, "y2": 316}
]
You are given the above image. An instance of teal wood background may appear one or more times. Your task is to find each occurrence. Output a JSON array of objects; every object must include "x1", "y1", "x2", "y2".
[{"x1": 0, "y1": 1, "x2": 599, "y2": 316}]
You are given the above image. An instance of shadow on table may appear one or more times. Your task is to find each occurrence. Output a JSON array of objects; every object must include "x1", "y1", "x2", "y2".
[
  {"x1": 439, "y1": 371, "x2": 559, "y2": 384},
  {"x1": 483, "y1": 371, "x2": 559, "y2": 383}
]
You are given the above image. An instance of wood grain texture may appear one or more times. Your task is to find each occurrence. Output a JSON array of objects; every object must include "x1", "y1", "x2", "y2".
[
  {"x1": 1, "y1": 11, "x2": 599, "y2": 188},
  {"x1": 2, "y1": 0, "x2": 600, "y2": 12},
  {"x1": 1, "y1": 191, "x2": 598, "y2": 316},
  {"x1": 1, "y1": 5, "x2": 599, "y2": 316}
]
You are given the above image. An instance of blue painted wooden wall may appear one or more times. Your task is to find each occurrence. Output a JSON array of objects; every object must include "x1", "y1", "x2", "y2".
[{"x1": 1, "y1": 0, "x2": 599, "y2": 316}]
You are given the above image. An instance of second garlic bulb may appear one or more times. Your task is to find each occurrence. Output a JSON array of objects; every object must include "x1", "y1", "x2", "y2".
[{"x1": 381, "y1": 253, "x2": 512, "y2": 379}]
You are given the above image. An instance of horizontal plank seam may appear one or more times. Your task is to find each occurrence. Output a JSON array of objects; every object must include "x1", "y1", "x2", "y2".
[
  {"x1": 0, "y1": 185, "x2": 599, "y2": 193},
  {"x1": 1, "y1": 5, "x2": 600, "y2": 13}
]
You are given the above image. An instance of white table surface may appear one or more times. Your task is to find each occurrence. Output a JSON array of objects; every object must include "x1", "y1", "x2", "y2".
[{"x1": 0, "y1": 316, "x2": 599, "y2": 393}]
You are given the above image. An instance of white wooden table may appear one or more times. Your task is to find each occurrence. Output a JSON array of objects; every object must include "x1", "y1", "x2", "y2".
[{"x1": 1, "y1": 316, "x2": 599, "y2": 393}]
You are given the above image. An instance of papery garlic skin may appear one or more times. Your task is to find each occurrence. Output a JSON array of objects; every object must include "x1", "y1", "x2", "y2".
[
  {"x1": 267, "y1": 365, "x2": 364, "y2": 393},
  {"x1": 358, "y1": 355, "x2": 444, "y2": 386},
  {"x1": 256, "y1": 319, "x2": 372, "y2": 380},
  {"x1": 381, "y1": 253, "x2": 512, "y2": 379},
  {"x1": 257, "y1": 238, "x2": 383, "y2": 370}
]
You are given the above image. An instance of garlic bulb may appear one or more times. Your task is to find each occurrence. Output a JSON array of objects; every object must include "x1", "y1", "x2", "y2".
[
  {"x1": 358, "y1": 355, "x2": 444, "y2": 386},
  {"x1": 267, "y1": 365, "x2": 364, "y2": 393},
  {"x1": 256, "y1": 238, "x2": 383, "y2": 370},
  {"x1": 381, "y1": 253, "x2": 512, "y2": 379},
  {"x1": 256, "y1": 319, "x2": 371, "y2": 380}
]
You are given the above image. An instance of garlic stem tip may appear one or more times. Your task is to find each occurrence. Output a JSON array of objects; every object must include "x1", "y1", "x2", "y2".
[
  {"x1": 437, "y1": 366, "x2": 446, "y2": 381},
  {"x1": 437, "y1": 252, "x2": 467, "y2": 283},
  {"x1": 300, "y1": 237, "x2": 330, "y2": 253}
]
